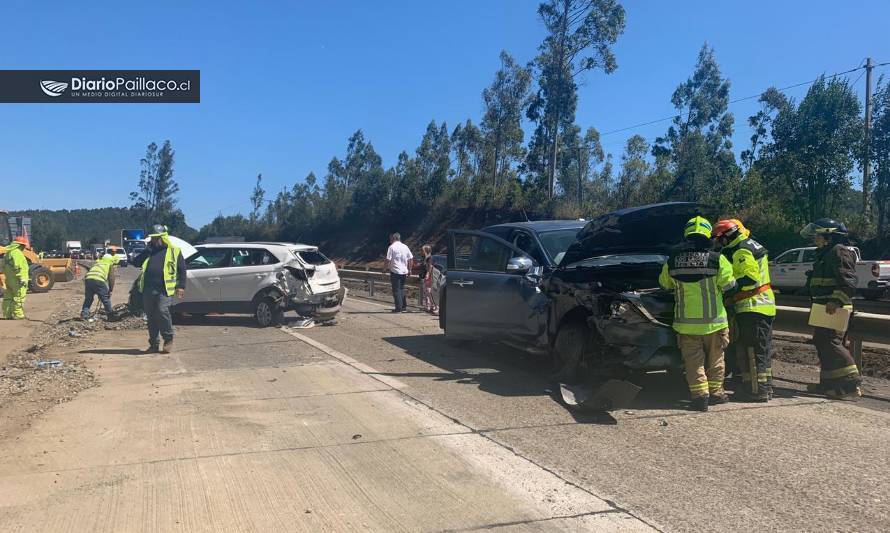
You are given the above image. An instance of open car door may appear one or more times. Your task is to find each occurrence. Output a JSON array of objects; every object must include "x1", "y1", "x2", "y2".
[{"x1": 444, "y1": 230, "x2": 548, "y2": 345}]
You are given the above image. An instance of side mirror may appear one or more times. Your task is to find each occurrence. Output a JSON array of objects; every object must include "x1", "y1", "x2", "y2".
[{"x1": 506, "y1": 256, "x2": 533, "y2": 275}]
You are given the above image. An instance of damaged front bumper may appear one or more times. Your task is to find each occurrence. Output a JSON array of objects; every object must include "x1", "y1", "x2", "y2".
[{"x1": 589, "y1": 292, "x2": 681, "y2": 371}]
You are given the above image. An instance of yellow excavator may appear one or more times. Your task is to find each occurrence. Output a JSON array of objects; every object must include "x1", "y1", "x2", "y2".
[{"x1": 0, "y1": 210, "x2": 74, "y2": 293}]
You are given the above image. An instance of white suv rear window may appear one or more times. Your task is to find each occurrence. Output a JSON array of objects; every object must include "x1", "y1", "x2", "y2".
[{"x1": 296, "y1": 250, "x2": 331, "y2": 266}]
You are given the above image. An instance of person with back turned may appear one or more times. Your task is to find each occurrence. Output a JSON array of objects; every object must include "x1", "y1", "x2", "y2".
[
  {"x1": 713, "y1": 219, "x2": 776, "y2": 402},
  {"x1": 385, "y1": 232, "x2": 412, "y2": 313},
  {"x1": 799, "y1": 218, "x2": 862, "y2": 400},
  {"x1": 132, "y1": 225, "x2": 187, "y2": 354},
  {"x1": 81, "y1": 253, "x2": 120, "y2": 321},
  {"x1": 659, "y1": 216, "x2": 737, "y2": 411}
]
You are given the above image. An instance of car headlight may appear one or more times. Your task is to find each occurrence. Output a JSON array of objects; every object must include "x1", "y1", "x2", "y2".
[{"x1": 609, "y1": 299, "x2": 647, "y2": 323}]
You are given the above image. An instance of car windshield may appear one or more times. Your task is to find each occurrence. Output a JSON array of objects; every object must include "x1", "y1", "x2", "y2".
[
  {"x1": 569, "y1": 253, "x2": 668, "y2": 268},
  {"x1": 538, "y1": 229, "x2": 581, "y2": 264}
]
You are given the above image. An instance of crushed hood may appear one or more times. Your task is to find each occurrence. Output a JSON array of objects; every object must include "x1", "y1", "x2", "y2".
[{"x1": 561, "y1": 202, "x2": 714, "y2": 266}]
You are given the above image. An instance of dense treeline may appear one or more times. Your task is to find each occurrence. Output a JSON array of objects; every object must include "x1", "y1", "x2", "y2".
[
  {"x1": 201, "y1": 0, "x2": 890, "y2": 260},
  {"x1": 14, "y1": 1, "x2": 890, "y2": 263},
  {"x1": 8, "y1": 207, "x2": 196, "y2": 252}
]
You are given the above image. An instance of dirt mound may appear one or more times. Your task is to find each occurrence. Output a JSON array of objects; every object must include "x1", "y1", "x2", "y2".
[{"x1": 772, "y1": 334, "x2": 890, "y2": 380}]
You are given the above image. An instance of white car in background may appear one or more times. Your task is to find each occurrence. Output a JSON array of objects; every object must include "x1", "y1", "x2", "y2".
[
  {"x1": 174, "y1": 242, "x2": 345, "y2": 326},
  {"x1": 770, "y1": 246, "x2": 890, "y2": 300},
  {"x1": 105, "y1": 245, "x2": 129, "y2": 267}
]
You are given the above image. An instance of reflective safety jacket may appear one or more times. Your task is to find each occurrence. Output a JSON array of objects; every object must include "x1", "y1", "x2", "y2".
[
  {"x1": 85, "y1": 256, "x2": 119, "y2": 288},
  {"x1": 807, "y1": 243, "x2": 857, "y2": 306},
  {"x1": 659, "y1": 246, "x2": 737, "y2": 335},
  {"x1": 137, "y1": 238, "x2": 182, "y2": 297},
  {"x1": 1, "y1": 242, "x2": 29, "y2": 284},
  {"x1": 721, "y1": 235, "x2": 776, "y2": 316}
]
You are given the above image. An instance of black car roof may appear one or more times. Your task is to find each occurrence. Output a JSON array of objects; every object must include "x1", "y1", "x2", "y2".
[{"x1": 483, "y1": 220, "x2": 587, "y2": 233}]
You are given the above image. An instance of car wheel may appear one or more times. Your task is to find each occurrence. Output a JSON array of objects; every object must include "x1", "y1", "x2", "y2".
[
  {"x1": 254, "y1": 297, "x2": 281, "y2": 327},
  {"x1": 551, "y1": 321, "x2": 590, "y2": 383}
]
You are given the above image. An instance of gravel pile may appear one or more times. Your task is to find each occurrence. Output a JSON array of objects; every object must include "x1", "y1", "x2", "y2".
[{"x1": 0, "y1": 297, "x2": 144, "y2": 438}]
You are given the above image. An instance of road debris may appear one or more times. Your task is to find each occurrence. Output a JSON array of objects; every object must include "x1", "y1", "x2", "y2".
[
  {"x1": 1, "y1": 287, "x2": 99, "y2": 440},
  {"x1": 289, "y1": 318, "x2": 315, "y2": 329},
  {"x1": 558, "y1": 380, "x2": 642, "y2": 411}
]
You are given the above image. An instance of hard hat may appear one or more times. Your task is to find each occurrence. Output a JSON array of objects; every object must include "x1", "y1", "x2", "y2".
[
  {"x1": 800, "y1": 218, "x2": 848, "y2": 239},
  {"x1": 13, "y1": 236, "x2": 29, "y2": 245},
  {"x1": 102, "y1": 253, "x2": 114, "y2": 260},
  {"x1": 683, "y1": 216, "x2": 713, "y2": 240},
  {"x1": 148, "y1": 224, "x2": 169, "y2": 238},
  {"x1": 713, "y1": 218, "x2": 749, "y2": 240}
]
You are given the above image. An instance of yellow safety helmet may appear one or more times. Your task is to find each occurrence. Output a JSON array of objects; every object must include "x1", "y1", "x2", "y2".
[
  {"x1": 683, "y1": 216, "x2": 713, "y2": 240},
  {"x1": 148, "y1": 224, "x2": 169, "y2": 238}
]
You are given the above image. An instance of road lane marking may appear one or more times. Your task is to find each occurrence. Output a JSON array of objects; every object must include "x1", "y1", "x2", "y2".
[{"x1": 279, "y1": 326, "x2": 408, "y2": 390}]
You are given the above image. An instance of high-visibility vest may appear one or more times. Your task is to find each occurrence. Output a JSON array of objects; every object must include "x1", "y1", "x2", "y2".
[
  {"x1": 85, "y1": 257, "x2": 116, "y2": 284},
  {"x1": 723, "y1": 236, "x2": 776, "y2": 316},
  {"x1": 1, "y1": 243, "x2": 29, "y2": 283},
  {"x1": 659, "y1": 248, "x2": 737, "y2": 335},
  {"x1": 138, "y1": 244, "x2": 181, "y2": 296}
]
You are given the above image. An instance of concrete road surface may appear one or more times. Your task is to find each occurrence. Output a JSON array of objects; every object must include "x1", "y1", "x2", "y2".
[
  {"x1": 0, "y1": 275, "x2": 651, "y2": 532},
  {"x1": 2, "y1": 280, "x2": 889, "y2": 531}
]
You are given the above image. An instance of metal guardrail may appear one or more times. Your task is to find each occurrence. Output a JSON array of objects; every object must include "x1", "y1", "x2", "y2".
[
  {"x1": 339, "y1": 269, "x2": 890, "y2": 366},
  {"x1": 338, "y1": 269, "x2": 423, "y2": 306}
]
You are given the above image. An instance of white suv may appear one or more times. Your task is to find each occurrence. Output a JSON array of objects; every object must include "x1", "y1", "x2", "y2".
[{"x1": 174, "y1": 242, "x2": 345, "y2": 326}]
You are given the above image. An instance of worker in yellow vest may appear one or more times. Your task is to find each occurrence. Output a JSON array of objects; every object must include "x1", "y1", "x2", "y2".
[
  {"x1": 659, "y1": 217, "x2": 737, "y2": 411},
  {"x1": 2, "y1": 237, "x2": 30, "y2": 320},
  {"x1": 132, "y1": 225, "x2": 187, "y2": 354},
  {"x1": 713, "y1": 219, "x2": 776, "y2": 402},
  {"x1": 81, "y1": 253, "x2": 120, "y2": 320}
]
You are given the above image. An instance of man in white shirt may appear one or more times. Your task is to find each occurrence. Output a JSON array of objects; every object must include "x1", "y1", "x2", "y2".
[{"x1": 385, "y1": 232, "x2": 413, "y2": 313}]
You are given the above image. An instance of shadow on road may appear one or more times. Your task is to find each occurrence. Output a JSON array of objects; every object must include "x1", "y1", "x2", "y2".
[
  {"x1": 78, "y1": 348, "x2": 145, "y2": 355},
  {"x1": 380, "y1": 334, "x2": 804, "y2": 418},
  {"x1": 172, "y1": 314, "x2": 262, "y2": 328}
]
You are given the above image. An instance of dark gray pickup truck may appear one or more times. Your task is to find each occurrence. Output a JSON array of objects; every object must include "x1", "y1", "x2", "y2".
[{"x1": 440, "y1": 202, "x2": 712, "y2": 379}]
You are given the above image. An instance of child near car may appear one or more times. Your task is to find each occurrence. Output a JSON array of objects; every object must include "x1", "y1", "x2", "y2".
[{"x1": 420, "y1": 245, "x2": 438, "y2": 315}]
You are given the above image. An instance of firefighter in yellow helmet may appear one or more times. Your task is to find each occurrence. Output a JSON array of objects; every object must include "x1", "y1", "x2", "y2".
[
  {"x1": 713, "y1": 219, "x2": 776, "y2": 402},
  {"x1": 659, "y1": 216, "x2": 737, "y2": 411},
  {"x1": 2, "y1": 236, "x2": 30, "y2": 319}
]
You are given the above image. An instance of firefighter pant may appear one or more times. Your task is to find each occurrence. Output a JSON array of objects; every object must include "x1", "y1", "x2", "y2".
[
  {"x1": 677, "y1": 328, "x2": 729, "y2": 398},
  {"x1": 143, "y1": 289, "x2": 174, "y2": 346},
  {"x1": 813, "y1": 326, "x2": 861, "y2": 392},
  {"x1": 2, "y1": 279, "x2": 27, "y2": 319},
  {"x1": 735, "y1": 313, "x2": 774, "y2": 394},
  {"x1": 82, "y1": 279, "x2": 113, "y2": 319}
]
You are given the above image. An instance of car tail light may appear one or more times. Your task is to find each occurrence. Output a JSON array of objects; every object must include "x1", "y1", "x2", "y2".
[{"x1": 872, "y1": 264, "x2": 881, "y2": 278}]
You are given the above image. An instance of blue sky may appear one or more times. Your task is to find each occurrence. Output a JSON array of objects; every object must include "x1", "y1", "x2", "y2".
[{"x1": 2, "y1": 0, "x2": 888, "y2": 227}]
